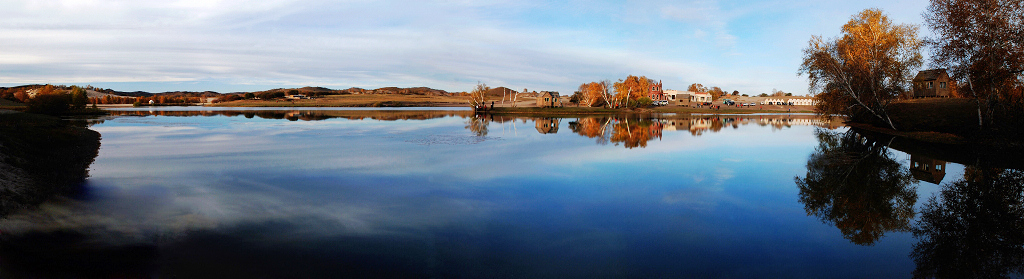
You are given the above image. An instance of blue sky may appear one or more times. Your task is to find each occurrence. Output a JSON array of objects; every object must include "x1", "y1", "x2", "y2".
[{"x1": 0, "y1": 0, "x2": 930, "y2": 95}]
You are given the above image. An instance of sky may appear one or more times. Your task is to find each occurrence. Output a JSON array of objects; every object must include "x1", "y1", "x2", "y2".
[{"x1": 0, "y1": 0, "x2": 932, "y2": 95}]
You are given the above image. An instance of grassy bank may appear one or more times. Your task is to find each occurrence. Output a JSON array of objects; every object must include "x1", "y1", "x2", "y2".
[{"x1": 852, "y1": 98, "x2": 1023, "y2": 148}]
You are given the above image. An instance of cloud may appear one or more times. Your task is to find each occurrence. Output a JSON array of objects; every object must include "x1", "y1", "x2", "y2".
[{"x1": 660, "y1": 1, "x2": 737, "y2": 47}]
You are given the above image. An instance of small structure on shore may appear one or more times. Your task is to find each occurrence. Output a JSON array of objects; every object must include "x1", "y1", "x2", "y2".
[
  {"x1": 912, "y1": 69, "x2": 956, "y2": 98},
  {"x1": 537, "y1": 91, "x2": 561, "y2": 108}
]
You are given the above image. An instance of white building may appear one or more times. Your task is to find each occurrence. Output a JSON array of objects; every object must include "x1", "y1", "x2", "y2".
[
  {"x1": 788, "y1": 98, "x2": 816, "y2": 106},
  {"x1": 690, "y1": 91, "x2": 712, "y2": 102}
]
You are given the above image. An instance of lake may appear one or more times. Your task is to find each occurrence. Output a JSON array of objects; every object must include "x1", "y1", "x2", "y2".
[{"x1": 1, "y1": 107, "x2": 1020, "y2": 278}]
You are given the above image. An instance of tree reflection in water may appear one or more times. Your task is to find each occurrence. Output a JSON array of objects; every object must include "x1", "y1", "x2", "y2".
[
  {"x1": 795, "y1": 128, "x2": 918, "y2": 245},
  {"x1": 568, "y1": 117, "x2": 662, "y2": 149},
  {"x1": 912, "y1": 168, "x2": 1024, "y2": 279},
  {"x1": 465, "y1": 115, "x2": 489, "y2": 137},
  {"x1": 568, "y1": 117, "x2": 612, "y2": 145}
]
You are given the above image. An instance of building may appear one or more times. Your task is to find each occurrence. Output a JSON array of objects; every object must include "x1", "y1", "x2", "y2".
[
  {"x1": 690, "y1": 92, "x2": 712, "y2": 103},
  {"x1": 912, "y1": 69, "x2": 955, "y2": 98},
  {"x1": 788, "y1": 98, "x2": 816, "y2": 106},
  {"x1": 535, "y1": 118, "x2": 559, "y2": 134},
  {"x1": 537, "y1": 91, "x2": 560, "y2": 107},
  {"x1": 665, "y1": 90, "x2": 689, "y2": 105},
  {"x1": 762, "y1": 98, "x2": 785, "y2": 105},
  {"x1": 910, "y1": 154, "x2": 947, "y2": 184},
  {"x1": 648, "y1": 80, "x2": 666, "y2": 101}
]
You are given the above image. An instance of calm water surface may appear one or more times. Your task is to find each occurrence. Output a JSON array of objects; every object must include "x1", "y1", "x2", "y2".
[{"x1": 1, "y1": 108, "x2": 1019, "y2": 278}]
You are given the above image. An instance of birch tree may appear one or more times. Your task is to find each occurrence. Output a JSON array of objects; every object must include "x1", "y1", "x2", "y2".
[
  {"x1": 799, "y1": 8, "x2": 923, "y2": 130},
  {"x1": 924, "y1": 0, "x2": 1024, "y2": 129}
]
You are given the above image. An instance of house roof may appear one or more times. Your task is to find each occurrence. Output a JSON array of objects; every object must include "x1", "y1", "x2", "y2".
[{"x1": 913, "y1": 69, "x2": 948, "y2": 82}]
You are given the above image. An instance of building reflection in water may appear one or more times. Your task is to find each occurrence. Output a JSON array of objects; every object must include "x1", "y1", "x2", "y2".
[
  {"x1": 534, "y1": 118, "x2": 559, "y2": 134},
  {"x1": 910, "y1": 154, "x2": 947, "y2": 185}
]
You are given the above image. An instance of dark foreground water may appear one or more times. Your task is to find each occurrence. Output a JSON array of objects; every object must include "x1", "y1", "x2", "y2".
[{"x1": 1, "y1": 108, "x2": 1021, "y2": 278}]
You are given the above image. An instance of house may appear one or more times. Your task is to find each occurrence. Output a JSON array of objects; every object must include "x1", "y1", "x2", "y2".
[
  {"x1": 689, "y1": 91, "x2": 712, "y2": 103},
  {"x1": 665, "y1": 90, "x2": 690, "y2": 105},
  {"x1": 536, "y1": 91, "x2": 561, "y2": 107},
  {"x1": 535, "y1": 118, "x2": 559, "y2": 134},
  {"x1": 910, "y1": 154, "x2": 946, "y2": 184},
  {"x1": 912, "y1": 69, "x2": 955, "y2": 98},
  {"x1": 648, "y1": 80, "x2": 666, "y2": 101},
  {"x1": 762, "y1": 98, "x2": 784, "y2": 105},
  {"x1": 286, "y1": 93, "x2": 309, "y2": 99}
]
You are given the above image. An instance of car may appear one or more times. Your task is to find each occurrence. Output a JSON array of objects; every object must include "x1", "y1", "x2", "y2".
[
  {"x1": 659, "y1": 100, "x2": 669, "y2": 106},
  {"x1": 748, "y1": 103, "x2": 756, "y2": 106}
]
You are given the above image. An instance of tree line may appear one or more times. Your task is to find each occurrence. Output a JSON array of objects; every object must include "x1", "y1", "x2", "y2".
[{"x1": 801, "y1": 1, "x2": 1023, "y2": 133}]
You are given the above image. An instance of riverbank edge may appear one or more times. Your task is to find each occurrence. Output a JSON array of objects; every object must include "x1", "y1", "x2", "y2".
[{"x1": 846, "y1": 121, "x2": 1024, "y2": 151}]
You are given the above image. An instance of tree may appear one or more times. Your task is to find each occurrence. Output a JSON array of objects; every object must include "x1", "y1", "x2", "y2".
[
  {"x1": 709, "y1": 86, "x2": 725, "y2": 100},
  {"x1": 799, "y1": 8, "x2": 923, "y2": 130},
  {"x1": 687, "y1": 83, "x2": 708, "y2": 93},
  {"x1": 795, "y1": 128, "x2": 918, "y2": 245},
  {"x1": 577, "y1": 82, "x2": 605, "y2": 107},
  {"x1": 27, "y1": 93, "x2": 71, "y2": 115},
  {"x1": 469, "y1": 82, "x2": 489, "y2": 108},
  {"x1": 70, "y1": 86, "x2": 88, "y2": 110},
  {"x1": 597, "y1": 80, "x2": 614, "y2": 108},
  {"x1": 924, "y1": 0, "x2": 1024, "y2": 130},
  {"x1": 244, "y1": 92, "x2": 255, "y2": 99},
  {"x1": 613, "y1": 75, "x2": 650, "y2": 108},
  {"x1": 732, "y1": 90, "x2": 740, "y2": 96}
]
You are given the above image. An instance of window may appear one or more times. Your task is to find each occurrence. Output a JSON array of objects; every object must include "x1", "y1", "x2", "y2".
[
  {"x1": 928, "y1": 82, "x2": 933, "y2": 89},
  {"x1": 940, "y1": 82, "x2": 946, "y2": 89},
  {"x1": 544, "y1": 98, "x2": 549, "y2": 101},
  {"x1": 936, "y1": 165, "x2": 942, "y2": 171}
]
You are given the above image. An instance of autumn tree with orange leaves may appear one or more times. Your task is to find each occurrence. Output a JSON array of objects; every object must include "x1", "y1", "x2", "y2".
[
  {"x1": 576, "y1": 82, "x2": 606, "y2": 107},
  {"x1": 799, "y1": 9, "x2": 922, "y2": 130},
  {"x1": 613, "y1": 75, "x2": 652, "y2": 108}
]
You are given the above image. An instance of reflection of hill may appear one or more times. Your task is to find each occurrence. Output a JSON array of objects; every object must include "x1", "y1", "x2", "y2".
[
  {"x1": 0, "y1": 113, "x2": 100, "y2": 217},
  {"x1": 107, "y1": 110, "x2": 473, "y2": 122}
]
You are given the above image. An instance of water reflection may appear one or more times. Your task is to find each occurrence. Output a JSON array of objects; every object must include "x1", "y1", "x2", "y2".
[
  {"x1": 106, "y1": 109, "x2": 473, "y2": 122},
  {"x1": 795, "y1": 129, "x2": 918, "y2": 245},
  {"x1": 912, "y1": 167, "x2": 1024, "y2": 278},
  {"x1": 562, "y1": 114, "x2": 842, "y2": 149},
  {"x1": 0, "y1": 113, "x2": 100, "y2": 217},
  {"x1": 800, "y1": 127, "x2": 1024, "y2": 277}
]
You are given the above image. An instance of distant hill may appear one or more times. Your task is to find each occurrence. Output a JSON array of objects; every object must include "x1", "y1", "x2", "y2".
[
  {"x1": 485, "y1": 87, "x2": 519, "y2": 97},
  {"x1": 1, "y1": 85, "x2": 454, "y2": 98},
  {"x1": 251, "y1": 86, "x2": 451, "y2": 96}
]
